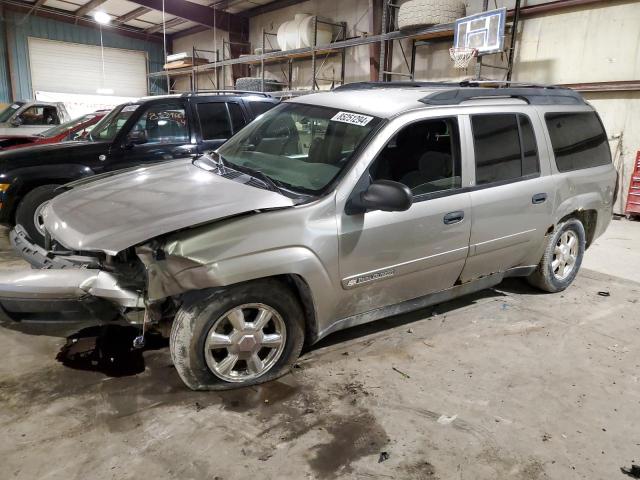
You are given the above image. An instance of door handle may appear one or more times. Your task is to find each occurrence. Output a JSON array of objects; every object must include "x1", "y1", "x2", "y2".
[
  {"x1": 443, "y1": 211, "x2": 464, "y2": 225},
  {"x1": 532, "y1": 193, "x2": 547, "y2": 204}
]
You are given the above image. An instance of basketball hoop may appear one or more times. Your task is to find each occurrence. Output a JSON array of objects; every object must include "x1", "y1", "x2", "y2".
[{"x1": 449, "y1": 47, "x2": 478, "y2": 69}]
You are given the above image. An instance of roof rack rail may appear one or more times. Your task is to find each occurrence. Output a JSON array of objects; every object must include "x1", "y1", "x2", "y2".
[
  {"x1": 419, "y1": 87, "x2": 585, "y2": 106},
  {"x1": 333, "y1": 81, "x2": 462, "y2": 91},
  {"x1": 180, "y1": 90, "x2": 272, "y2": 98}
]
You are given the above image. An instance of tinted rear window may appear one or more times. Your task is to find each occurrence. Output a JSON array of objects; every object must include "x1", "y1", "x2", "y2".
[
  {"x1": 472, "y1": 113, "x2": 540, "y2": 185},
  {"x1": 197, "y1": 102, "x2": 231, "y2": 140},
  {"x1": 545, "y1": 112, "x2": 611, "y2": 172},
  {"x1": 250, "y1": 101, "x2": 277, "y2": 118}
]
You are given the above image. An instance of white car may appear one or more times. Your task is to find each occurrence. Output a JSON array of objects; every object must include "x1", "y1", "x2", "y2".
[{"x1": 0, "y1": 101, "x2": 71, "y2": 136}]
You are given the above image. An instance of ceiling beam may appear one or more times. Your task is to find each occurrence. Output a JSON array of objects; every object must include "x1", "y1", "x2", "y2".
[
  {"x1": 113, "y1": 6, "x2": 151, "y2": 25},
  {"x1": 127, "y1": 0, "x2": 246, "y2": 32},
  {"x1": 74, "y1": 0, "x2": 108, "y2": 18},
  {"x1": 170, "y1": 24, "x2": 208, "y2": 40},
  {"x1": 243, "y1": 0, "x2": 309, "y2": 17},
  {"x1": 146, "y1": 17, "x2": 186, "y2": 33}
]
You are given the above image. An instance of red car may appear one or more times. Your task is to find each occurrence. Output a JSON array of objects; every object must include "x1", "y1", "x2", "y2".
[{"x1": 0, "y1": 110, "x2": 109, "y2": 151}]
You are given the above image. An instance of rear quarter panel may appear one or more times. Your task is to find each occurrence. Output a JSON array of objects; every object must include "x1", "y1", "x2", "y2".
[{"x1": 534, "y1": 105, "x2": 616, "y2": 242}]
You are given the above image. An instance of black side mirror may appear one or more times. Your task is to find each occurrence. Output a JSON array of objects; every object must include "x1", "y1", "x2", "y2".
[
  {"x1": 125, "y1": 130, "x2": 147, "y2": 148},
  {"x1": 347, "y1": 180, "x2": 413, "y2": 215}
]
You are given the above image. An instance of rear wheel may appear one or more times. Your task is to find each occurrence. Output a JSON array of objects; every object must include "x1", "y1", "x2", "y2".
[
  {"x1": 15, "y1": 184, "x2": 61, "y2": 247},
  {"x1": 170, "y1": 279, "x2": 305, "y2": 390},
  {"x1": 527, "y1": 218, "x2": 586, "y2": 293}
]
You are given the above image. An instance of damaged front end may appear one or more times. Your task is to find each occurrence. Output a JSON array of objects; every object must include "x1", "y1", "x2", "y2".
[{"x1": 0, "y1": 226, "x2": 147, "y2": 323}]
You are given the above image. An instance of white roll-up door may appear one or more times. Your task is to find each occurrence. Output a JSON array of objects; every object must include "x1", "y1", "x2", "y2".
[{"x1": 28, "y1": 37, "x2": 148, "y2": 97}]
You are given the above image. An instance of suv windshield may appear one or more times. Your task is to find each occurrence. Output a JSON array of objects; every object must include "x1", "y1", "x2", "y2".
[
  {"x1": 0, "y1": 102, "x2": 24, "y2": 123},
  {"x1": 216, "y1": 103, "x2": 381, "y2": 193},
  {"x1": 90, "y1": 104, "x2": 139, "y2": 141},
  {"x1": 39, "y1": 113, "x2": 99, "y2": 138}
]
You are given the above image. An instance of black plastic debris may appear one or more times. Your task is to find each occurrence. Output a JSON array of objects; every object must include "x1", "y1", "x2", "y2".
[
  {"x1": 598, "y1": 291, "x2": 611, "y2": 297},
  {"x1": 378, "y1": 451, "x2": 390, "y2": 463},
  {"x1": 621, "y1": 464, "x2": 640, "y2": 478}
]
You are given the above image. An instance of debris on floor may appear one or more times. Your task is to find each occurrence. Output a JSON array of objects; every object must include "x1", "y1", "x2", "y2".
[
  {"x1": 378, "y1": 451, "x2": 390, "y2": 463},
  {"x1": 436, "y1": 414, "x2": 458, "y2": 425},
  {"x1": 392, "y1": 366, "x2": 411, "y2": 379},
  {"x1": 598, "y1": 291, "x2": 611, "y2": 297}
]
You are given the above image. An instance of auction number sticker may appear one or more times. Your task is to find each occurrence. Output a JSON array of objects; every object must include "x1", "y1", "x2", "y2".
[
  {"x1": 122, "y1": 104, "x2": 140, "y2": 112},
  {"x1": 331, "y1": 111, "x2": 373, "y2": 127}
]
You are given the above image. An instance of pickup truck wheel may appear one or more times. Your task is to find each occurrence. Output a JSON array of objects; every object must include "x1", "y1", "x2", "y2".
[
  {"x1": 527, "y1": 218, "x2": 586, "y2": 293},
  {"x1": 170, "y1": 279, "x2": 305, "y2": 390},
  {"x1": 15, "y1": 184, "x2": 61, "y2": 247}
]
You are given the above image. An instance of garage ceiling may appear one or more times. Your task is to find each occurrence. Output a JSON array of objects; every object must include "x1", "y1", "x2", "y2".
[{"x1": 14, "y1": 0, "x2": 289, "y2": 36}]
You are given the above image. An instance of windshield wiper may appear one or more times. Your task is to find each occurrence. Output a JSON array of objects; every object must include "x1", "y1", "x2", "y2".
[
  {"x1": 246, "y1": 168, "x2": 286, "y2": 195},
  {"x1": 211, "y1": 152, "x2": 284, "y2": 195}
]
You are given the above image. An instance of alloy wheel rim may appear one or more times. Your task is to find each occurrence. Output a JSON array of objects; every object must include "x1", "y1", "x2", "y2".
[
  {"x1": 33, "y1": 201, "x2": 48, "y2": 237},
  {"x1": 204, "y1": 303, "x2": 286, "y2": 382},
  {"x1": 552, "y1": 230, "x2": 579, "y2": 280}
]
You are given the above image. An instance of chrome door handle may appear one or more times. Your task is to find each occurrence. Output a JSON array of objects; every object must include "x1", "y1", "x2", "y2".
[
  {"x1": 443, "y1": 211, "x2": 464, "y2": 225},
  {"x1": 532, "y1": 193, "x2": 547, "y2": 204}
]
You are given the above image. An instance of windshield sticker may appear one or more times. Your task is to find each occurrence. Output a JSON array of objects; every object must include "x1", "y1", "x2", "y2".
[
  {"x1": 10, "y1": 104, "x2": 20, "y2": 109},
  {"x1": 331, "y1": 111, "x2": 373, "y2": 127},
  {"x1": 122, "y1": 105, "x2": 139, "y2": 112}
]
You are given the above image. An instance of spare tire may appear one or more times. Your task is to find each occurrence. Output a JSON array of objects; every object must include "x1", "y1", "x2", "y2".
[
  {"x1": 397, "y1": 0, "x2": 466, "y2": 30},
  {"x1": 235, "y1": 77, "x2": 282, "y2": 92}
]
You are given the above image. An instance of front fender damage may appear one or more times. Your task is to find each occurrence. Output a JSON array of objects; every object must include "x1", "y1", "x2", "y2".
[{"x1": 136, "y1": 243, "x2": 215, "y2": 302}]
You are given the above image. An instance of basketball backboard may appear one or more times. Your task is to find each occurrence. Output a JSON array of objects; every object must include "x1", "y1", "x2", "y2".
[{"x1": 453, "y1": 8, "x2": 507, "y2": 56}]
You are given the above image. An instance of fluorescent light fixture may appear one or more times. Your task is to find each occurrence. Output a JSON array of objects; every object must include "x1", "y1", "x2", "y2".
[
  {"x1": 93, "y1": 11, "x2": 111, "y2": 25},
  {"x1": 96, "y1": 88, "x2": 114, "y2": 95}
]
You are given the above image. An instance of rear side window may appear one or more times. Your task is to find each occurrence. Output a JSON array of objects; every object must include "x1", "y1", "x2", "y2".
[
  {"x1": 472, "y1": 113, "x2": 540, "y2": 185},
  {"x1": 545, "y1": 112, "x2": 611, "y2": 172},
  {"x1": 227, "y1": 102, "x2": 246, "y2": 134},
  {"x1": 197, "y1": 102, "x2": 232, "y2": 140},
  {"x1": 250, "y1": 101, "x2": 277, "y2": 118}
]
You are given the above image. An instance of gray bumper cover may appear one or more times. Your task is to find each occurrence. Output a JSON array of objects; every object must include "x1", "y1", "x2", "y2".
[{"x1": 0, "y1": 269, "x2": 143, "y2": 321}]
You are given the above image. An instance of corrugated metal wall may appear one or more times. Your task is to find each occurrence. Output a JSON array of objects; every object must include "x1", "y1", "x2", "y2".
[
  {"x1": 1, "y1": 9, "x2": 166, "y2": 102},
  {"x1": 0, "y1": 10, "x2": 11, "y2": 103}
]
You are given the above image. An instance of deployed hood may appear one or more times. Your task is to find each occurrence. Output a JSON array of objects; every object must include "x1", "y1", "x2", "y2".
[{"x1": 43, "y1": 158, "x2": 295, "y2": 255}]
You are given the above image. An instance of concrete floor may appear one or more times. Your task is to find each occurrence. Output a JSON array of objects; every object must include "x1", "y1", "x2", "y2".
[{"x1": 1, "y1": 220, "x2": 639, "y2": 480}]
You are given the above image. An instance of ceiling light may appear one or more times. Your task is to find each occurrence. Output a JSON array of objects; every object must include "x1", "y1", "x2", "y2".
[{"x1": 93, "y1": 11, "x2": 111, "y2": 25}]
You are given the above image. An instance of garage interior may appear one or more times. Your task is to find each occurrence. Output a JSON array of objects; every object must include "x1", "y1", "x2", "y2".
[{"x1": 1, "y1": 0, "x2": 640, "y2": 479}]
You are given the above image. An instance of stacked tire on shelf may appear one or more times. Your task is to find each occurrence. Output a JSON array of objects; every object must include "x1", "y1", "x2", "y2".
[{"x1": 397, "y1": 0, "x2": 466, "y2": 29}]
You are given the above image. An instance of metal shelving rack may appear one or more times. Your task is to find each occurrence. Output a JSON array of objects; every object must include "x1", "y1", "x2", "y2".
[{"x1": 148, "y1": 5, "x2": 481, "y2": 95}]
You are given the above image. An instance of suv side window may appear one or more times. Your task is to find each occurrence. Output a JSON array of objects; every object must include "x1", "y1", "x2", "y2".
[
  {"x1": 471, "y1": 113, "x2": 540, "y2": 185},
  {"x1": 227, "y1": 102, "x2": 246, "y2": 134},
  {"x1": 131, "y1": 103, "x2": 188, "y2": 144},
  {"x1": 250, "y1": 101, "x2": 277, "y2": 118},
  {"x1": 197, "y1": 102, "x2": 232, "y2": 140},
  {"x1": 544, "y1": 111, "x2": 611, "y2": 172},
  {"x1": 370, "y1": 117, "x2": 462, "y2": 197}
]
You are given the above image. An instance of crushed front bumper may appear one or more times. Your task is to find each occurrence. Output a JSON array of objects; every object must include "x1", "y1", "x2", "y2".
[{"x1": 0, "y1": 269, "x2": 144, "y2": 322}]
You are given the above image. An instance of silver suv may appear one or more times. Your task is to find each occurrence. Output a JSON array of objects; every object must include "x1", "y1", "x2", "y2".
[{"x1": 0, "y1": 82, "x2": 616, "y2": 390}]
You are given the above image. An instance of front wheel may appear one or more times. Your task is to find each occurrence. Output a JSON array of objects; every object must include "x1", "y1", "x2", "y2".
[
  {"x1": 527, "y1": 218, "x2": 586, "y2": 293},
  {"x1": 170, "y1": 279, "x2": 305, "y2": 390},
  {"x1": 14, "y1": 184, "x2": 61, "y2": 247}
]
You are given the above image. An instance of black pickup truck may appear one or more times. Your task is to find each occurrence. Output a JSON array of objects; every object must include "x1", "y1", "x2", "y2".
[{"x1": 0, "y1": 91, "x2": 279, "y2": 246}]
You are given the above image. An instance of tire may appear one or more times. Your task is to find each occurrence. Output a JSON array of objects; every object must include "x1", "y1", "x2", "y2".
[
  {"x1": 527, "y1": 218, "x2": 586, "y2": 293},
  {"x1": 15, "y1": 184, "x2": 61, "y2": 248},
  {"x1": 170, "y1": 279, "x2": 305, "y2": 390},
  {"x1": 235, "y1": 77, "x2": 281, "y2": 92},
  {"x1": 398, "y1": 0, "x2": 466, "y2": 30}
]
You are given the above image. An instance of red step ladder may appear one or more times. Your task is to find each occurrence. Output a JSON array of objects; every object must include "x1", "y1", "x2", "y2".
[{"x1": 625, "y1": 151, "x2": 640, "y2": 216}]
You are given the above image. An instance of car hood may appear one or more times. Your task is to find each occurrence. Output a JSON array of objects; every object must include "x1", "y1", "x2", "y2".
[{"x1": 43, "y1": 158, "x2": 295, "y2": 255}]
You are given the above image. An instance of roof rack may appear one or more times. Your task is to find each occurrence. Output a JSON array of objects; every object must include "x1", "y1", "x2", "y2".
[
  {"x1": 419, "y1": 86, "x2": 585, "y2": 106},
  {"x1": 333, "y1": 81, "x2": 462, "y2": 91},
  {"x1": 180, "y1": 90, "x2": 272, "y2": 98}
]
